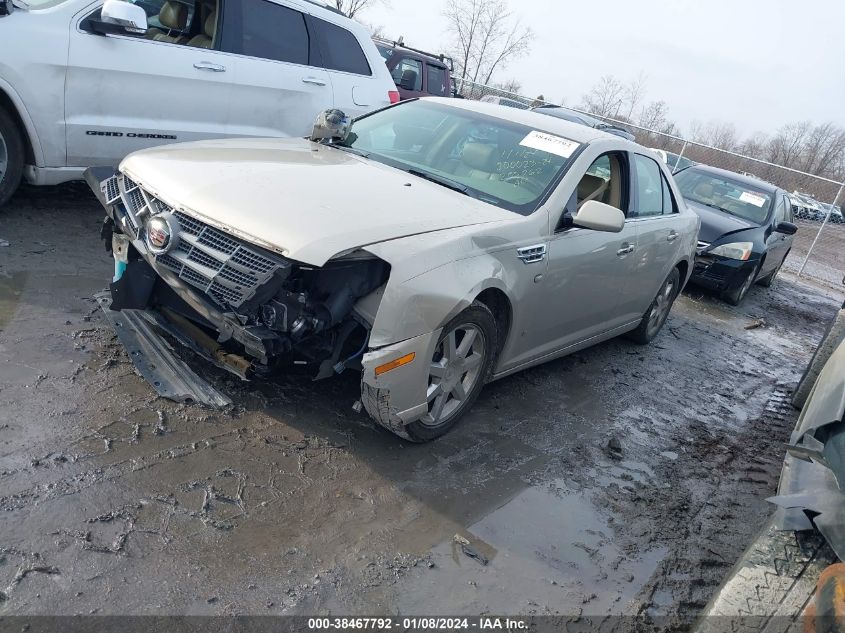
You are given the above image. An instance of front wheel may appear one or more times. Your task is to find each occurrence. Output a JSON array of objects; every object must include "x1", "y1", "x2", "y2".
[
  {"x1": 758, "y1": 254, "x2": 787, "y2": 288},
  {"x1": 403, "y1": 302, "x2": 497, "y2": 442},
  {"x1": 723, "y1": 262, "x2": 760, "y2": 306},
  {"x1": 627, "y1": 268, "x2": 680, "y2": 345},
  {"x1": 0, "y1": 107, "x2": 24, "y2": 209}
]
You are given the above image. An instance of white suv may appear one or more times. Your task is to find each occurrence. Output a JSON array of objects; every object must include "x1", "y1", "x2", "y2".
[{"x1": 0, "y1": 0, "x2": 397, "y2": 206}]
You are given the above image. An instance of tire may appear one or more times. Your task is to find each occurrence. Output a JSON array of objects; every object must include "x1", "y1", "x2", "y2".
[
  {"x1": 722, "y1": 262, "x2": 760, "y2": 306},
  {"x1": 792, "y1": 308, "x2": 845, "y2": 410},
  {"x1": 0, "y1": 107, "x2": 24, "y2": 209},
  {"x1": 395, "y1": 302, "x2": 497, "y2": 443},
  {"x1": 757, "y1": 254, "x2": 787, "y2": 288},
  {"x1": 627, "y1": 268, "x2": 680, "y2": 345}
]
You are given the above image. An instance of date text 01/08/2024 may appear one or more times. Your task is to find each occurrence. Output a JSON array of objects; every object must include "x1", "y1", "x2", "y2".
[{"x1": 306, "y1": 617, "x2": 528, "y2": 630}]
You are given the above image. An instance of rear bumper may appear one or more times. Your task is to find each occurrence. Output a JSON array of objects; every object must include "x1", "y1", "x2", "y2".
[{"x1": 690, "y1": 254, "x2": 759, "y2": 293}]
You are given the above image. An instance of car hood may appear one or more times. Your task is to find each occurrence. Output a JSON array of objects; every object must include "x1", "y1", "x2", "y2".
[
  {"x1": 120, "y1": 138, "x2": 517, "y2": 267},
  {"x1": 684, "y1": 199, "x2": 759, "y2": 243}
]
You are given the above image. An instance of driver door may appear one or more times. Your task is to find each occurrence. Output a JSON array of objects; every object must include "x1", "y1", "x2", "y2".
[{"x1": 516, "y1": 151, "x2": 639, "y2": 364}]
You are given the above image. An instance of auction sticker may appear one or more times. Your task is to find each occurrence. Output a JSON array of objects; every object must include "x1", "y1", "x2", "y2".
[
  {"x1": 519, "y1": 131, "x2": 580, "y2": 159},
  {"x1": 739, "y1": 191, "x2": 767, "y2": 207}
]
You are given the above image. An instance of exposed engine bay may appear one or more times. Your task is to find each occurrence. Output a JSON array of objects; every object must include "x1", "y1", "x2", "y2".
[{"x1": 92, "y1": 167, "x2": 390, "y2": 383}]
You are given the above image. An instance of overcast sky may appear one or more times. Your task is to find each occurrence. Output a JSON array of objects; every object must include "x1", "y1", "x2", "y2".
[{"x1": 362, "y1": 0, "x2": 845, "y2": 138}]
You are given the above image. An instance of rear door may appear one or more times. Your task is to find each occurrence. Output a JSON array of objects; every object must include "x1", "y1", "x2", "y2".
[
  {"x1": 307, "y1": 15, "x2": 380, "y2": 116},
  {"x1": 623, "y1": 152, "x2": 685, "y2": 323},
  {"x1": 66, "y1": 0, "x2": 233, "y2": 167},
  {"x1": 219, "y1": 0, "x2": 332, "y2": 139}
]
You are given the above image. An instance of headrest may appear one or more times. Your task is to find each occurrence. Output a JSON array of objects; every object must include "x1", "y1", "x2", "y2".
[
  {"x1": 159, "y1": 0, "x2": 187, "y2": 29},
  {"x1": 204, "y1": 9, "x2": 216, "y2": 37},
  {"x1": 462, "y1": 143, "x2": 497, "y2": 172}
]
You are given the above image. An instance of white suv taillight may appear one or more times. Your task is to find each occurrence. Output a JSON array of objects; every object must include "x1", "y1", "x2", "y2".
[{"x1": 388, "y1": 91, "x2": 400, "y2": 104}]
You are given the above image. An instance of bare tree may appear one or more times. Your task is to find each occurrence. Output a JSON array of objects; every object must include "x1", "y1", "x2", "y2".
[
  {"x1": 690, "y1": 120, "x2": 738, "y2": 151},
  {"x1": 622, "y1": 72, "x2": 647, "y2": 121},
  {"x1": 333, "y1": 0, "x2": 383, "y2": 19},
  {"x1": 579, "y1": 75, "x2": 627, "y2": 119},
  {"x1": 443, "y1": 0, "x2": 533, "y2": 85},
  {"x1": 490, "y1": 78, "x2": 522, "y2": 95}
]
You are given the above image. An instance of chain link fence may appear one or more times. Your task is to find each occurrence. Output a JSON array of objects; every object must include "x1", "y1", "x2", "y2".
[{"x1": 455, "y1": 78, "x2": 845, "y2": 292}]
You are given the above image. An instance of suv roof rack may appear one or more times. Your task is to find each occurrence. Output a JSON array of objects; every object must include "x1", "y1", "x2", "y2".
[{"x1": 373, "y1": 36, "x2": 454, "y2": 72}]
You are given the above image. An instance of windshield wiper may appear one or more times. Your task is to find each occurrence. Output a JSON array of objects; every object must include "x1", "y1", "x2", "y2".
[
  {"x1": 406, "y1": 168, "x2": 470, "y2": 196},
  {"x1": 331, "y1": 144, "x2": 371, "y2": 159},
  {"x1": 699, "y1": 201, "x2": 734, "y2": 215}
]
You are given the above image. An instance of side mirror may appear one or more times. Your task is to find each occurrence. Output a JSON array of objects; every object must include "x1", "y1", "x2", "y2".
[
  {"x1": 310, "y1": 109, "x2": 351, "y2": 144},
  {"x1": 573, "y1": 200, "x2": 625, "y2": 233},
  {"x1": 774, "y1": 221, "x2": 798, "y2": 235},
  {"x1": 89, "y1": 0, "x2": 148, "y2": 35},
  {"x1": 398, "y1": 70, "x2": 418, "y2": 91}
]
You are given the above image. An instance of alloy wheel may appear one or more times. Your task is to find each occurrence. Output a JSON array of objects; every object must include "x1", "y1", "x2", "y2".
[
  {"x1": 420, "y1": 324, "x2": 487, "y2": 428},
  {"x1": 646, "y1": 276, "x2": 676, "y2": 338}
]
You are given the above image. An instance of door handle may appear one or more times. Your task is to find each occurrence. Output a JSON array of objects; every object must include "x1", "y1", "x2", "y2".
[
  {"x1": 667, "y1": 231, "x2": 678, "y2": 242},
  {"x1": 193, "y1": 61, "x2": 226, "y2": 72},
  {"x1": 302, "y1": 76, "x2": 327, "y2": 86},
  {"x1": 617, "y1": 244, "x2": 635, "y2": 257}
]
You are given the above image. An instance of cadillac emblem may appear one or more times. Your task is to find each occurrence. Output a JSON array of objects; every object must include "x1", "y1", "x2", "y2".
[{"x1": 145, "y1": 213, "x2": 178, "y2": 255}]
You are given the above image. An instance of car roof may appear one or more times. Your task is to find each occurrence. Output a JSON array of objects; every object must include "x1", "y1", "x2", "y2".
[
  {"x1": 682, "y1": 163, "x2": 781, "y2": 194},
  {"x1": 422, "y1": 97, "x2": 623, "y2": 145}
]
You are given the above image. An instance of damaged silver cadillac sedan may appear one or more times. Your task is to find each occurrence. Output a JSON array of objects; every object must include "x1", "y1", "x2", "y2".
[{"x1": 87, "y1": 98, "x2": 699, "y2": 442}]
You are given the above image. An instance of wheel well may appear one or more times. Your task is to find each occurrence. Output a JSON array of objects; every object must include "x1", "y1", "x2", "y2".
[
  {"x1": 675, "y1": 259, "x2": 688, "y2": 283},
  {"x1": 474, "y1": 288, "x2": 512, "y2": 358},
  {"x1": 0, "y1": 89, "x2": 35, "y2": 164}
]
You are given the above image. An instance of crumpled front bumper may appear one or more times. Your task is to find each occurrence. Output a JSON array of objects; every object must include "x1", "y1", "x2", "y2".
[
  {"x1": 691, "y1": 253, "x2": 760, "y2": 292},
  {"x1": 86, "y1": 167, "x2": 281, "y2": 365},
  {"x1": 360, "y1": 328, "x2": 442, "y2": 426}
]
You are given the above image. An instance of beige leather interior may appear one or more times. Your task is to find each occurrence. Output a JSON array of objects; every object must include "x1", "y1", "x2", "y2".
[
  {"x1": 187, "y1": 8, "x2": 216, "y2": 48},
  {"x1": 152, "y1": 1, "x2": 188, "y2": 43},
  {"x1": 460, "y1": 143, "x2": 498, "y2": 179},
  {"x1": 577, "y1": 174, "x2": 609, "y2": 208}
]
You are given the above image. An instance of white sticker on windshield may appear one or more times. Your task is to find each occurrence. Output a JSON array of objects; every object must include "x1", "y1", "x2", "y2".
[
  {"x1": 519, "y1": 131, "x2": 580, "y2": 159},
  {"x1": 739, "y1": 191, "x2": 767, "y2": 207}
]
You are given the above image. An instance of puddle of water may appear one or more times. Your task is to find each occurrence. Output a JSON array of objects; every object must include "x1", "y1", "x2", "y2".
[{"x1": 392, "y1": 483, "x2": 666, "y2": 616}]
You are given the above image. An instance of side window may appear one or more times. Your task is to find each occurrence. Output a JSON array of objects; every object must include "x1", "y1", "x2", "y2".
[
  {"x1": 562, "y1": 152, "x2": 626, "y2": 226},
  {"x1": 773, "y1": 196, "x2": 787, "y2": 224},
  {"x1": 311, "y1": 18, "x2": 371, "y2": 75},
  {"x1": 660, "y1": 172, "x2": 677, "y2": 215},
  {"x1": 226, "y1": 0, "x2": 310, "y2": 65},
  {"x1": 426, "y1": 64, "x2": 449, "y2": 96},
  {"x1": 631, "y1": 154, "x2": 664, "y2": 218},
  {"x1": 391, "y1": 57, "x2": 423, "y2": 91}
]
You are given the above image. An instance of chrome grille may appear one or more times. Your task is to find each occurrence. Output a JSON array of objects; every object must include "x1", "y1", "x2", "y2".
[{"x1": 106, "y1": 173, "x2": 287, "y2": 309}]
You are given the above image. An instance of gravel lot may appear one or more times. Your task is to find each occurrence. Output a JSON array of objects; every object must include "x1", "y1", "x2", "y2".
[{"x1": 1, "y1": 183, "x2": 843, "y2": 628}]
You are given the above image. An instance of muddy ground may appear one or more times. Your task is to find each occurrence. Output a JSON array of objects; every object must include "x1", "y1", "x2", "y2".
[{"x1": 0, "y1": 183, "x2": 843, "y2": 629}]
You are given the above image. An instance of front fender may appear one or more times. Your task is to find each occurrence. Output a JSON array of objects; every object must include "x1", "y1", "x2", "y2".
[{"x1": 369, "y1": 254, "x2": 513, "y2": 349}]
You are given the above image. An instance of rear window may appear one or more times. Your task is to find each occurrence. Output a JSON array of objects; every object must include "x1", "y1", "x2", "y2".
[
  {"x1": 312, "y1": 18, "x2": 372, "y2": 76},
  {"x1": 235, "y1": 0, "x2": 309, "y2": 65},
  {"x1": 426, "y1": 64, "x2": 450, "y2": 96}
]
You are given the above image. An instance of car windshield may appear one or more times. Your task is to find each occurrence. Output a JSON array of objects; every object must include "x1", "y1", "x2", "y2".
[
  {"x1": 674, "y1": 169, "x2": 773, "y2": 224},
  {"x1": 338, "y1": 100, "x2": 580, "y2": 215}
]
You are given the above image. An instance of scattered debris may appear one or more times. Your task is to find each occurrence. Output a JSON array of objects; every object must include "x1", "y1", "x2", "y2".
[{"x1": 744, "y1": 318, "x2": 768, "y2": 330}]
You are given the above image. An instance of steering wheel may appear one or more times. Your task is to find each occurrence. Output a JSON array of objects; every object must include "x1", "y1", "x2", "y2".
[{"x1": 502, "y1": 174, "x2": 546, "y2": 195}]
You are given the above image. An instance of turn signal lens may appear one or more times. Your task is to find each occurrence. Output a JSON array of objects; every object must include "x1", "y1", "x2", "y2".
[{"x1": 375, "y1": 352, "x2": 415, "y2": 376}]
